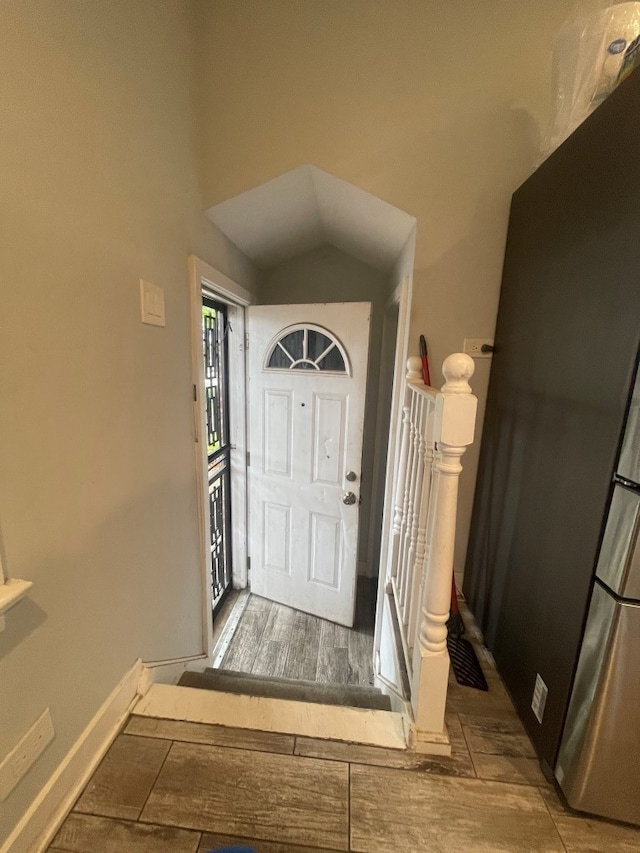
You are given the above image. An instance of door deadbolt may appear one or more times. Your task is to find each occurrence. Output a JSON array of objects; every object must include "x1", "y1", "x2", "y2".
[
  {"x1": 342, "y1": 491, "x2": 357, "y2": 505},
  {"x1": 346, "y1": 471, "x2": 357, "y2": 482}
]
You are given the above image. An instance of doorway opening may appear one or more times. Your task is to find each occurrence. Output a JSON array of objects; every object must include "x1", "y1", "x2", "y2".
[
  {"x1": 210, "y1": 300, "x2": 377, "y2": 692},
  {"x1": 190, "y1": 256, "x2": 251, "y2": 661},
  {"x1": 189, "y1": 169, "x2": 416, "y2": 710},
  {"x1": 203, "y1": 291, "x2": 408, "y2": 711},
  {"x1": 191, "y1": 254, "x2": 414, "y2": 709}
]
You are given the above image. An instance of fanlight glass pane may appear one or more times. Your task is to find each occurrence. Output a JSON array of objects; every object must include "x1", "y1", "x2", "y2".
[
  {"x1": 307, "y1": 330, "x2": 332, "y2": 360},
  {"x1": 266, "y1": 326, "x2": 347, "y2": 373},
  {"x1": 267, "y1": 329, "x2": 304, "y2": 368},
  {"x1": 317, "y1": 346, "x2": 346, "y2": 371}
]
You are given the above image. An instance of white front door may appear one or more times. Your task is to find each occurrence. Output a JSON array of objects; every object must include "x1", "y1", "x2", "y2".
[{"x1": 247, "y1": 303, "x2": 371, "y2": 627}]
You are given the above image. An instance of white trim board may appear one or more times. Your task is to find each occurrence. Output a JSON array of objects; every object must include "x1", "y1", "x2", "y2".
[
  {"x1": 211, "y1": 589, "x2": 250, "y2": 669},
  {"x1": 1, "y1": 659, "x2": 144, "y2": 853},
  {"x1": 0, "y1": 579, "x2": 32, "y2": 615},
  {"x1": 138, "y1": 653, "x2": 212, "y2": 694},
  {"x1": 189, "y1": 255, "x2": 254, "y2": 307},
  {"x1": 0, "y1": 547, "x2": 33, "y2": 633},
  {"x1": 373, "y1": 275, "x2": 413, "y2": 688},
  {"x1": 133, "y1": 683, "x2": 408, "y2": 751}
]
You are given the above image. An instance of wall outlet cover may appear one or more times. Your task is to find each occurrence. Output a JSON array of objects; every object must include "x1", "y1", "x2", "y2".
[
  {"x1": 0, "y1": 709, "x2": 55, "y2": 800},
  {"x1": 463, "y1": 338, "x2": 494, "y2": 358},
  {"x1": 531, "y1": 673, "x2": 549, "y2": 724}
]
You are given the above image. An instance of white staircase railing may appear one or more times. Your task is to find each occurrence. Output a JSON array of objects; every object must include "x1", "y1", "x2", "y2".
[{"x1": 388, "y1": 353, "x2": 477, "y2": 743}]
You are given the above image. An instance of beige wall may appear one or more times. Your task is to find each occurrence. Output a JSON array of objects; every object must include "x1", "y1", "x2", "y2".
[
  {"x1": 260, "y1": 244, "x2": 390, "y2": 574},
  {"x1": 0, "y1": 0, "x2": 615, "y2": 842},
  {"x1": 0, "y1": 1, "x2": 256, "y2": 843},
  {"x1": 194, "y1": 0, "x2": 600, "y2": 571}
]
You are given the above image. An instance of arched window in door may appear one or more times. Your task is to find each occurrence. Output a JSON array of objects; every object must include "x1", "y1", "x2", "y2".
[{"x1": 264, "y1": 324, "x2": 350, "y2": 375}]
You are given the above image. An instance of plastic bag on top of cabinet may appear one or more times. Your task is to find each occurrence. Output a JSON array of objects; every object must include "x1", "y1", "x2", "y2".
[{"x1": 545, "y1": 2, "x2": 640, "y2": 155}]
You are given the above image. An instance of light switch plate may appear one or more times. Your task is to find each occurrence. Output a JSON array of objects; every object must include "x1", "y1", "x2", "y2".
[{"x1": 140, "y1": 280, "x2": 165, "y2": 327}]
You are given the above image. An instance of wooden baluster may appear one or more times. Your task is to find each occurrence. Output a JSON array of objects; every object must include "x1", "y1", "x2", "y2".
[
  {"x1": 419, "y1": 399, "x2": 440, "y2": 635},
  {"x1": 389, "y1": 359, "x2": 421, "y2": 616},
  {"x1": 407, "y1": 397, "x2": 435, "y2": 650},
  {"x1": 398, "y1": 389, "x2": 417, "y2": 614},
  {"x1": 389, "y1": 403, "x2": 411, "y2": 582},
  {"x1": 404, "y1": 394, "x2": 426, "y2": 630},
  {"x1": 396, "y1": 358, "x2": 421, "y2": 608},
  {"x1": 399, "y1": 392, "x2": 418, "y2": 613},
  {"x1": 412, "y1": 353, "x2": 477, "y2": 742}
]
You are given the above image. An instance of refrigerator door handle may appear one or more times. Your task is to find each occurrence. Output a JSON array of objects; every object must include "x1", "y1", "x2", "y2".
[
  {"x1": 618, "y1": 367, "x2": 640, "y2": 483},
  {"x1": 595, "y1": 484, "x2": 640, "y2": 599}
]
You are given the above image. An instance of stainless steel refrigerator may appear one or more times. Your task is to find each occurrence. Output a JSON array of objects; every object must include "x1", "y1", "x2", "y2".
[{"x1": 556, "y1": 369, "x2": 640, "y2": 825}]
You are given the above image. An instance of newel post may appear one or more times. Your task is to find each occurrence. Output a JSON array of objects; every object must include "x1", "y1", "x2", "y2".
[{"x1": 411, "y1": 353, "x2": 477, "y2": 740}]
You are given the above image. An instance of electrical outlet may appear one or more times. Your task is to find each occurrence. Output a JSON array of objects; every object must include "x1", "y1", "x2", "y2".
[
  {"x1": 531, "y1": 674, "x2": 548, "y2": 724},
  {"x1": 0, "y1": 709, "x2": 55, "y2": 800},
  {"x1": 464, "y1": 338, "x2": 494, "y2": 358}
]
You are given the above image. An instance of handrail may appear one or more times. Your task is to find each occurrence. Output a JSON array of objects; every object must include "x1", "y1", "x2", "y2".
[{"x1": 387, "y1": 353, "x2": 477, "y2": 744}]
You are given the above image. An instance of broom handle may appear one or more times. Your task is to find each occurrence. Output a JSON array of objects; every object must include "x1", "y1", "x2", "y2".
[
  {"x1": 451, "y1": 575, "x2": 460, "y2": 616},
  {"x1": 419, "y1": 334, "x2": 431, "y2": 386}
]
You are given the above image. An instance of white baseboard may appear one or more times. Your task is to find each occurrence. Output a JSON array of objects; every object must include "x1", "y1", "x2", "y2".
[
  {"x1": 1, "y1": 659, "x2": 144, "y2": 853},
  {"x1": 139, "y1": 653, "x2": 210, "y2": 693},
  {"x1": 408, "y1": 721, "x2": 452, "y2": 756}
]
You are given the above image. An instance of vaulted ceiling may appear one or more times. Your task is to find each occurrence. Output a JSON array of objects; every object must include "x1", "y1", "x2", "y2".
[{"x1": 206, "y1": 165, "x2": 416, "y2": 272}]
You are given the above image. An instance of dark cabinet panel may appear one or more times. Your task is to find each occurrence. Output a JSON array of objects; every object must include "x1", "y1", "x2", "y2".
[{"x1": 464, "y1": 69, "x2": 640, "y2": 768}]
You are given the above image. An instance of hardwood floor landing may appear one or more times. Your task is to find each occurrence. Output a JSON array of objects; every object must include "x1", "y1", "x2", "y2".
[{"x1": 218, "y1": 577, "x2": 376, "y2": 687}]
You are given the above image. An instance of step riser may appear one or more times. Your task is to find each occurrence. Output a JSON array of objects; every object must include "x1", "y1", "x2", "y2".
[
  {"x1": 134, "y1": 683, "x2": 408, "y2": 751},
  {"x1": 204, "y1": 667, "x2": 382, "y2": 697}
]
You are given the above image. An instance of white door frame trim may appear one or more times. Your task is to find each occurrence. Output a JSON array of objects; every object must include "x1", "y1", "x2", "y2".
[
  {"x1": 373, "y1": 274, "x2": 413, "y2": 682},
  {"x1": 365, "y1": 288, "x2": 403, "y2": 578},
  {"x1": 188, "y1": 255, "x2": 254, "y2": 657}
]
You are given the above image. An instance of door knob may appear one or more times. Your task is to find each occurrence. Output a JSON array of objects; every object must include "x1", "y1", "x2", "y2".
[
  {"x1": 342, "y1": 491, "x2": 357, "y2": 505},
  {"x1": 346, "y1": 471, "x2": 357, "y2": 482}
]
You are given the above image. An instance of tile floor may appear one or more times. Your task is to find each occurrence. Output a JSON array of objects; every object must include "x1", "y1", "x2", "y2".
[
  {"x1": 49, "y1": 624, "x2": 640, "y2": 852},
  {"x1": 218, "y1": 580, "x2": 376, "y2": 686}
]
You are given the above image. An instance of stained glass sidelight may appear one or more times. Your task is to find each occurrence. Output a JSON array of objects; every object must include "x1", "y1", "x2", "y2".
[
  {"x1": 203, "y1": 304, "x2": 228, "y2": 455},
  {"x1": 208, "y1": 457, "x2": 230, "y2": 609},
  {"x1": 202, "y1": 296, "x2": 232, "y2": 612}
]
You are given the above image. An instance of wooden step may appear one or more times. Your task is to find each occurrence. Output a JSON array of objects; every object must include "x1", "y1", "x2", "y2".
[
  {"x1": 133, "y1": 683, "x2": 407, "y2": 750},
  {"x1": 178, "y1": 669, "x2": 392, "y2": 711},
  {"x1": 205, "y1": 667, "x2": 384, "y2": 697}
]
